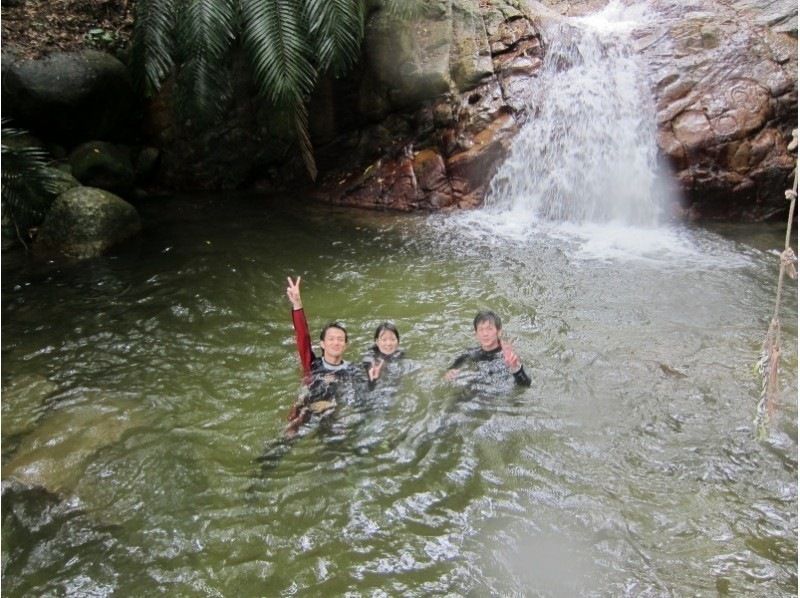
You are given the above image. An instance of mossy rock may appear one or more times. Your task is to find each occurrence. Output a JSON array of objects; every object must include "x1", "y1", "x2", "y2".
[
  {"x1": 69, "y1": 141, "x2": 135, "y2": 195},
  {"x1": 35, "y1": 186, "x2": 141, "y2": 259}
]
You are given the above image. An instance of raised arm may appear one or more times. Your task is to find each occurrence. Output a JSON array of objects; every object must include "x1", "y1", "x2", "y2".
[
  {"x1": 287, "y1": 276, "x2": 314, "y2": 378},
  {"x1": 501, "y1": 341, "x2": 531, "y2": 387}
]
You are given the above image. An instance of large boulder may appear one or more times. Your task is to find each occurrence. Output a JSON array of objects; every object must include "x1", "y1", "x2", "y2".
[
  {"x1": 69, "y1": 141, "x2": 136, "y2": 195},
  {"x1": 315, "y1": 0, "x2": 544, "y2": 210},
  {"x1": 35, "y1": 186, "x2": 141, "y2": 259},
  {"x1": 364, "y1": 1, "x2": 454, "y2": 110},
  {"x1": 641, "y1": 0, "x2": 798, "y2": 218},
  {"x1": 1, "y1": 50, "x2": 137, "y2": 145}
]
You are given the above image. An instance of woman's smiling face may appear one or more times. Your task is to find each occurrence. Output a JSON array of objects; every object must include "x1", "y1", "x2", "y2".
[{"x1": 376, "y1": 329, "x2": 399, "y2": 355}]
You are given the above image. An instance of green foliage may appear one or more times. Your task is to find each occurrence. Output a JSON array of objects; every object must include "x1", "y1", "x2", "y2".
[
  {"x1": 131, "y1": 0, "x2": 368, "y2": 180},
  {"x1": 85, "y1": 28, "x2": 125, "y2": 54},
  {"x1": 1, "y1": 122, "x2": 59, "y2": 247}
]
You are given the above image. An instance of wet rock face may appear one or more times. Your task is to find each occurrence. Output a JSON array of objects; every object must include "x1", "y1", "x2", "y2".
[
  {"x1": 314, "y1": 0, "x2": 545, "y2": 211},
  {"x1": 641, "y1": 0, "x2": 797, "y2": 219},
  {"x1": 317, "y1": 0, "x2": 797, "y2": 219}
]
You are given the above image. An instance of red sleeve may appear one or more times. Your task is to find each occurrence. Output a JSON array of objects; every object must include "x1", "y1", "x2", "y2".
[{"x1": 291, "y1": 308, "x2": 314, "y2": 379}]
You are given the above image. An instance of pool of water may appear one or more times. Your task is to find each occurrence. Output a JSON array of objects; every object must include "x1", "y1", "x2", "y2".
[{"x1": 2, "y1": 194, "x2": 797, "y2": 596}]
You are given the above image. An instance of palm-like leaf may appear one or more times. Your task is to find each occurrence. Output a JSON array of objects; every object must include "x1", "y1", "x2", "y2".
[
  {"x1": 304, "y1": 0, "x2": 365, "y2": 76},
  {"x1": 1, "y1": 122, "x2": 59, "y2": 246},
  {"x1": 242, "y1": 0, "x2": 318, "y2": 178},
  {"x1": 175, "y1": 0, "x2": 238, "y2": 118},
  {"x1": 132, "y1": 0, "x2": 369, "y2": 180},
  {"x1": 241, "y1": 0, "x2": 316, "y2": 106},
  {"x1": 131, "y1": 0, "x2": 178, "y2": 94}
]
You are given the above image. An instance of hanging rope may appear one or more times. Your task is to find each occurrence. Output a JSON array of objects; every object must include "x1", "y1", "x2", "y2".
[{"x1": 755, "y1": 129, "x2": 798, "y2": 438}]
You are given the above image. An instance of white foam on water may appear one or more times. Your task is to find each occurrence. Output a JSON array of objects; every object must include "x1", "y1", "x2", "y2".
[
  {"x1": 544, "y1": 221, "x2": 753, "y2": 267},
  {"x1": 433, "y1": 208, "x2": 755, "y2": 270},
  {"x1": 575, "y1": 0, "x2": 652, "y2": 33}
]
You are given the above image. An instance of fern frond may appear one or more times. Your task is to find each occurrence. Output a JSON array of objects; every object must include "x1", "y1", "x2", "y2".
[
  {"x1": 1, "y1": 122, "x2": 59, "y2": 240},
  {"x1": 131, "y1": 0, "x2": 178, "y2": 94},
  {"x1": 304, "y1": 0, "x2": 365, "y2": 76},
  {"x1": 241, "y1": 0, "x2": 316, "y2": 106},
  {"x1": 175, "y1": 0, "x2": 238, "y2": 118}
]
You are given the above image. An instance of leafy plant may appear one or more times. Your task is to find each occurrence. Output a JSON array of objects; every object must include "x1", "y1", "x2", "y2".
[
  {"x1": 85, "y1": 27, "x2": 121, "y2": 51},
  {"x1": 130, "y1": 0, "x2": 368, "y2": 180},
  {"x1": 1, "y1": 121, "x2": 59, "y2": 249}
]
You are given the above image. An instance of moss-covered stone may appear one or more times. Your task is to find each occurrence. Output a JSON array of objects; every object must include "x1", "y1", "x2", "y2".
[
  {"x1": 35, "y1": 186, "x2": 141, "y2": 259},
  {"x1": 69, "y1": 141, "x2": 135, "y2": 194}
]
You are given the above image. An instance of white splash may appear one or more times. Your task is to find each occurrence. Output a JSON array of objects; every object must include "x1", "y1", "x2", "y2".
[{"x1": 484, "y1": 1, "x2": 674, "y2": 228}]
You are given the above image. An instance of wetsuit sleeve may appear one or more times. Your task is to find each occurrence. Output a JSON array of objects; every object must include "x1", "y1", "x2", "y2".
[
  {"x1": 362, "y1": 355, "x2": 377, "y2": 390},
  {"x1": 449, "y1": 352, "x2": 471, "y2": 370},
  {"x1": 291, "y1": 308, "x2": 314, "y2": 378},
  {"x1": 512, "y1": 365, "x2": 532, "y2": 387}
]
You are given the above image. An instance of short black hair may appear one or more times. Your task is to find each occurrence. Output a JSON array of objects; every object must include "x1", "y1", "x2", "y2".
[
  {"x1": 374, "y1": 322, "x2": 399, "y2": 342},
  {"x1": 320, "y1": 322, "x2": 348, "y2": 343},
  {"x1": 473, "y1": 310, "x2": 502, "y2": 331}
]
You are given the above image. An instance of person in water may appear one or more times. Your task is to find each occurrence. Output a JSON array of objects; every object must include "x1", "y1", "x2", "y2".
[
  {"x1": 445, "y1": 310, "x2": 531, "y2": 387},
  {"x1": 362, "y1": 322, "x2": 404, "y2": 384},
  {"x1": 285, "y1": 276, "x2": 364, "y2": 436}
]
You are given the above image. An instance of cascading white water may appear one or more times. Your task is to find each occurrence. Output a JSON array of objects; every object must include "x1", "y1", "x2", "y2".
[{"x1": 485, "y1": 2, "x2": 672, "y2": 226}]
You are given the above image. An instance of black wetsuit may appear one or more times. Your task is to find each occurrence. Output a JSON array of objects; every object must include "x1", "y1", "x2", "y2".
[
  {"x1": 361, "y1": 347, "x2": 405, "y2": 393},
  {"x1": 289, "y1": 308, "x2": 365, "y2": 425},
  {"x1": 449, "y1": 346, "x2": 532, "y2": 388},
  {"x1": 305, "y1": 357, "x2": 364, "y2": 403}
]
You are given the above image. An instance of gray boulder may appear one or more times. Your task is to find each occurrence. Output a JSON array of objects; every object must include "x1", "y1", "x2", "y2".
[
  {"x1": 35, "y1": 186, "x2": 141, "y2": 259},
  {"x1": 1, "y1": 50, "x2": 136, "y2": 145}
]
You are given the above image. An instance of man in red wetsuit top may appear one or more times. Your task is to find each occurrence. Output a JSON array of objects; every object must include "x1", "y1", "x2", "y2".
[{"x1": 285, "y1": 276, "x2": 369, "y2": 436}]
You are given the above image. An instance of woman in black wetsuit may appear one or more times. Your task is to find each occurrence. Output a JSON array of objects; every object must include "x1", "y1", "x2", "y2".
[{"x1": 362, "y1": 322, "x2": 404, "y2": 385}]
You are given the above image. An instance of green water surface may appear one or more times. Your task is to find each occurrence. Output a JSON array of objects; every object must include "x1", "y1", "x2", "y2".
[{"x1": 2, "y1": 195, "x2": 797, "y2": 596}]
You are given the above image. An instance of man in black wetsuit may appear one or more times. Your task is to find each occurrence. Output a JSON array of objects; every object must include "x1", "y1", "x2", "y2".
[
  {"x1": 445, "y1": 310, "x2": 531, "y2": 388},
  {"x1": 285, "y1": 276, "x2": 366, "y2": 436}
]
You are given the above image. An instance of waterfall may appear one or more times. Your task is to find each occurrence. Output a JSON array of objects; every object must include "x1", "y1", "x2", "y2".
[{"x1": 485, "y1": 2, "x2": 672, "y2": 227}]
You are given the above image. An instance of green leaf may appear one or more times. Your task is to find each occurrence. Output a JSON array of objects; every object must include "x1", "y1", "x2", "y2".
[
  {"x1": 131, "y1": 0, "x2": 178, "y2": 95},
  {"x1": 175, "y1": 0, "x2": 238, "y2": 118},
  {"x1": 1, "y1": 121, "x2": 60, "y2": 241},
  {"x1": 304, "y1": 0, "x2": 365, "y2": 76}
]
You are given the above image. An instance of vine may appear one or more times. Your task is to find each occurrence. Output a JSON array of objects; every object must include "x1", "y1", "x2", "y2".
[{"x1": 755, "y1": 129, "x2": 798, "y2": 438}]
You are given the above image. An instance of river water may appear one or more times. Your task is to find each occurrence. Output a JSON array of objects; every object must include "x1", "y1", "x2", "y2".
[
  {"x1": 3, "y1": 0, "x2": 798, "y2": 594},
  {"x1": 1, "y1": 194, "x2": 797, "y2": 596}
]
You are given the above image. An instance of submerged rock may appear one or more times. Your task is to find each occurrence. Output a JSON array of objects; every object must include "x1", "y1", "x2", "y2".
[
  {"x1": 1, "y1": 374, "x2": 58, "y2": 445},
  {"x1": 2, "y1": 404, "x2": 141, "y2": 497}
]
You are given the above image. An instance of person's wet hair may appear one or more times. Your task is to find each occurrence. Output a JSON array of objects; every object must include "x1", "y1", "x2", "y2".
[
  {"x1": 374, "y1": 322, "x2": 399, "y2": 342},
  {"x1": 320, "y1": 322, "x2": 348, "y2": 342},
  {"x1": 473, "y1": 310, "x2": 502, "y2": 331}
]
